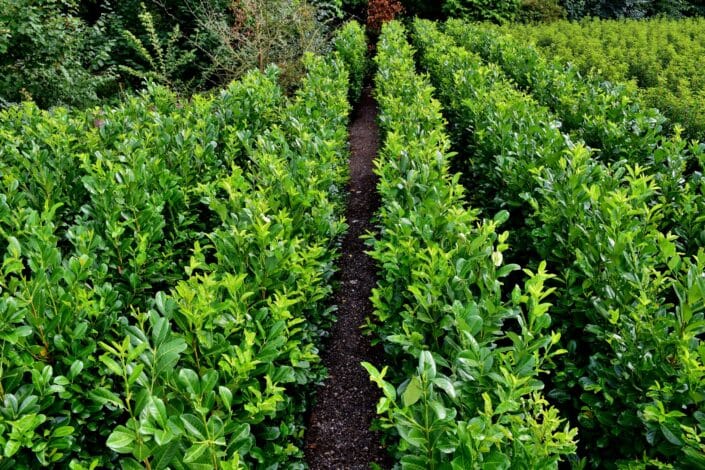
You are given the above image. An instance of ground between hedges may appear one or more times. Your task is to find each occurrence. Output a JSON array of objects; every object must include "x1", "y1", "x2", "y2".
[{"x1": 304, "y1": 87, "x2": 391, "y2": 469}]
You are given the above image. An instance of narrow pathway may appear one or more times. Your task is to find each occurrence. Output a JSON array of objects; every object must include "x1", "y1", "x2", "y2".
[{"x1": 304, "y1": 87, "x2": 390, "y2": 469}]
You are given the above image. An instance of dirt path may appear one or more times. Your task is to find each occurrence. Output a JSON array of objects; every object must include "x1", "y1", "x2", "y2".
[{"x1": 304, "y1": 88, "x2": 390, "y2": 469}]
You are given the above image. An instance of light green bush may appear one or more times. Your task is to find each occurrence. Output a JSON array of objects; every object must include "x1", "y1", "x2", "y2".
[{"x1": 507, "y1": 17, "x2": 705, "y2": 139}]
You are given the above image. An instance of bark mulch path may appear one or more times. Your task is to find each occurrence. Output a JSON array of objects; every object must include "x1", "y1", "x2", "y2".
[{"x1": 304, "y1": 87, "x2": 391, "y2": 469}]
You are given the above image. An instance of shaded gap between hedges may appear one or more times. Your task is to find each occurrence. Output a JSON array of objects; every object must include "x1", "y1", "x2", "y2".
[{"x1": 304, "y1": 87, "x2": 391, "y2": 469}]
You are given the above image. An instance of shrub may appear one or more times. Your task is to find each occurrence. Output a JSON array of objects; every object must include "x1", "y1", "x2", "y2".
[
  {"x1": 443, "y1": 0, "x2": 522, "y2": 22},
  {"x1": 562, "y1": 0, "x2": 693, "y2": 18},
  {"x1": 188, "y1": 0, "x2": 328, "y2": 91},
  {"x1": 400, "y1": 0, "x2": 448, "y2": 18},
  {"x1": 334, "y1": 20, "x2": 368, "y2": 103},
  {"x1": 506, "y1": 17, "x2": 705, "y2": 140},
  {"x1": 0, "y1": 0, "x2": 115, "y2": 108},
  {"x1": 0, "y1": 49, "x2": 354, "y2": 467},
  {"x1": 367, "y1": 0, "x2": 404, "y2": 34},
  {"x1": 1, "y1": 0, "x2": 337, "y2": 108},
  {"x1": 366, "y1": 19, "x2": 577, "y2": 468},
  {"x1": 309, "y1": 0, "x2": 344, "y2": 23},
  {"x1": 519, "y1": 0, "x2": 567, "y2": 22},
  {"x1": 119, "y1": 3, "x2": 196, "y2": 94},
  {"x1": 422, "y1": 18, "x2": 705, "y2": 467}
]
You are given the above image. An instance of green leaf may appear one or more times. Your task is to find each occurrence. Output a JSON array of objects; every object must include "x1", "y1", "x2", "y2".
[
  {"x1": 497, "y1": 263, "x2": 520, "y2": 278},
  {"x1": 154, "y1": 339, "x2": 187, "y2": 376},
  {"x1": 153, "y1": 429, "x2": 175, "y2": 447},
  {"x1": 155, "y1": 291, "x2": 168, "y2": 315},
  {"x1": 230, "y1": 423, "x2": 250, "y2": 445},
  {"x1": 100, "y1": 356, "x2": 123, "y2": 376},
  {"x1": 153, "y1": 440, "x2": 180, "y2": 470},
  {"x1": 402, "y1": 376, "x2": 423, "y2": 407},
  {"x1": 147, "y1": 396, "x2": 168, "y2": 427},
  {"x1": 432, "y1": 377, "x2": 457, "y2": 399},
  {"x1": 4, "y1": 440, "x2": 20, "y2": 458},
  {"x1": 361, "y1": 361, "x2": 380, "y2": 378},
  {"x1": 7, "y1": 236, "x2": 21, "y2": 258},
  {"x1": 431, "y1": 400, "x2": 447, "y2": 419},
  {"x1": 178, "y1": 369, "x2": 200, "y2": 395},
  {"x1": 89, "y1": 388, "x2": 124, "y2": 409},
  {"x1": 15, "y1": 326, "x2": 32, "y2": 338},
  {"x1": 127, "y1": 363, "x2": 145, "y2": 387},
  {"x1": 183, "y1": 442, "x2": 209, "y2": 463},
  {"x1": 52, "y1": 426, "x2": 75, "y2": 438},
  {"x1": 418, "y1": 351, "x2": 436, "y2": 379},
  {"x1": 121, "y1": 458, "x2": 145, "y2": 470},
  {"x1": 106, "y1": 427, "x2": 135, "y2": 453},
  {"x1": 152, "y1": 317, "x2": 170, "y2": 346},
  {"x1": 400, "y1": 454, "x2": 428, "y2": 470},
  {"x1": 69, "y1": 360, "x2": 84, "y2": 380},
  {"x1": 127, "y1": 340, "x2": 149, "y2": 363},
  {"x1": 660, "y1": 424, "x2": 683, "y2": 446},
  {"x1": 493, "y1": 210, "x2": 510, "y2": 225},
  {"x1": 218, "y1": 386, "x2": 233, "y2": 409},
  {"x1": 401, "y1": 428, "x2": 427, "y2": 448},
  {"x1": 180, "y1": 414, "x2": 206, "y2": 440},
  {"x1": 482, "y1": 450, "x2": 511, "y2": 470}
]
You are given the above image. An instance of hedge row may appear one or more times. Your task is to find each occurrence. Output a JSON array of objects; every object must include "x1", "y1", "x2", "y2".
[
  {"x1": 506, "y1": 18, "x2": 705, "y2": 140},
  {"x1": 0, "y1": 22, "x2": 366, "y2": 468},
  {"x1": 364, "y1": 20, "x2": 576, "y2": 469},
  {"x1": 446, "y1": 20, "x2": 705, "y2": 256},
  {"x1": 412, "y1": 19, "x2": 705, "y2": 468}
]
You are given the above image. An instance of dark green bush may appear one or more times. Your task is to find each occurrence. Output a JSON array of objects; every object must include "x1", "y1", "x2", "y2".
[
  {"x1": 519, "y1": 0, "x2": 568, "y2": 22},
  {"x1": 0, "y1": 0, "x2": 115, "y2": 108},
  {"x1": 443, "y1": 0, "x2": 522, "y2": 22},
  {"x1": 588, "y1": 0, "x2": 651, "y2": 18},
  {"x1": 309, "y1": 0, "x2": 344, "y2": 23},
  {"x1": 400, "y1": 0, "x2": 448, "y2": 18},
  {"x1": 0, "y1": 0, "x2": 337, "y2": 108},
  {"x1": 561, "y1": 0, "x2": 696, "y2": 18},
  {"x1": 401, "y1": 0, "x2": 705, "y2": 20}
]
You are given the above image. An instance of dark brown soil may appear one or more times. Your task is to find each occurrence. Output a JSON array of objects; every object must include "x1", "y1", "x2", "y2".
[{"x1": 304, "y1": 88, "x2": 391, "y2": 469}]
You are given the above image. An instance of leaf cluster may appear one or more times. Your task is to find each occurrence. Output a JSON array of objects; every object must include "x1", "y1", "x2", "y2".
[
  {"x1": 412, "y1": 18, "x2": 705, "y2": 468},
  {"x1": 364, "y1": 20, "x2": 576, "y2": 469},
  {"x1": 333, "y1": 21, "x2": 368, "y2": 104},
  {"x1": 0, "y1": 26, "x2": 366, "y2": 465},
  {"x1": 508, "y1": 18, "x2": 705, "y2": 141}
]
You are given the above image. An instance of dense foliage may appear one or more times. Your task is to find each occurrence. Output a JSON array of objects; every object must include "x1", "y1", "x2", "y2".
[
  {"x1": 7, "y1": 1, "x2": 705, "y2": 466},
  {"x1": 443, "y1": 0, "x2": 523, "y2": 22},
  {"x1": 401, "y1": 0, "x2": 565, "y2": 22},
  {"x1": 364, "y1": 20, "x2": 576, "y2": 468},
  {"x1": 333, "y1": 21, "x2": 368, "y2": 103},
  {"x1": 411, "y1": 18, "x2": 705, "y2": 468},
  {"x1": 561, "y1": 0, "x2": 705, "y2": 19},
  {"x1": 366, "y1": 0, "x2": 405, "y2": 33},
  {"x1": 0, "y1": 0, "x2": 338, "y2": 108},
  {"x1": 4, "y1": 0, "x2": 705, "y2": 112},
  {"x1": 446, "y1": 20, "x2": 705, "y2": 257},
  {"x1": 0, "y1": 22, "x2": 366, "y2": 467},
  {"x1": 400, "y1": 0, "x2": 705, "y2": 20},
  {"x1": 0, "y1": 0, "x2": 115, "y2": 108},
  {"x1": 507, "y1": 18, "x2": 705, "y2": 139}
]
